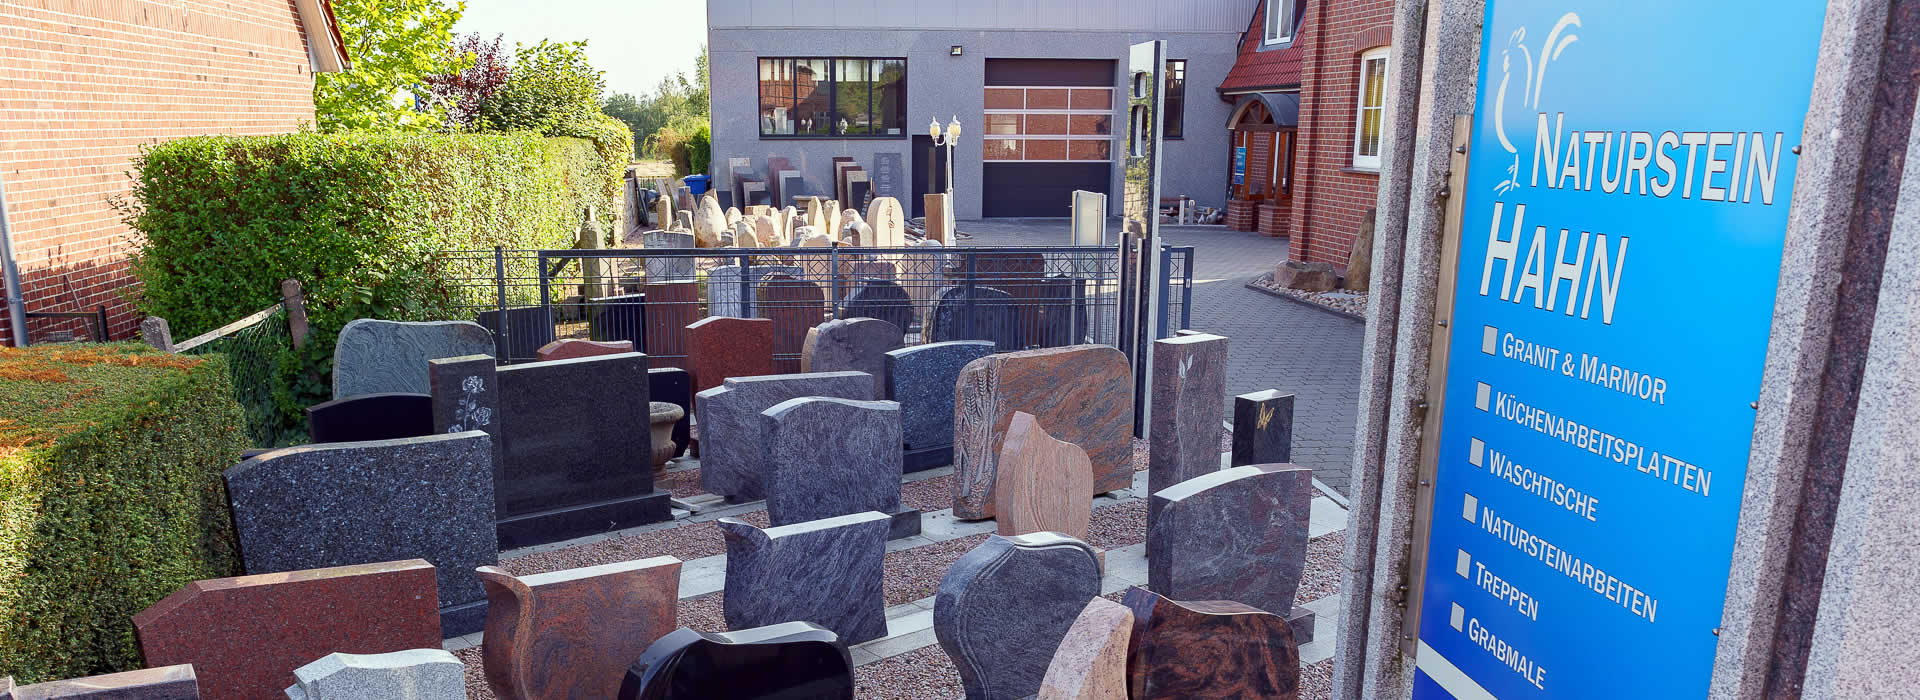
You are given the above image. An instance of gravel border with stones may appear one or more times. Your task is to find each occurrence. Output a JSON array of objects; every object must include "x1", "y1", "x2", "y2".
[{"x1": 1249, "y1": 272, "x2": 1369, "y2": 321}]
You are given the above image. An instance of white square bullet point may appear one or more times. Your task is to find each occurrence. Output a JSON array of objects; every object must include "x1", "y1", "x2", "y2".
[
  {"x1": 1475, "y1": 382, "x2": 1492, "y2": 411},
  {"x1": 1456, "y1": 549, "x2": 1472, "y2": 578},
  {"x1": 1462, "y1": 493, "x2": 1478, "y2": 522},
  {"x1": 1482, "y1": 326, "x2": 1498, "y2": 354},
  {"x1": 1469, "y1": 438, "x2": 1485, "y2": 467},
  {"x1": 1450, "y1": 603, "x2": 1466, "y2": 632}
]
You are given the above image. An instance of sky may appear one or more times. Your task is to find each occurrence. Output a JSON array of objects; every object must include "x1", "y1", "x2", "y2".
[{"x1": 454, "y1": 0, "x2": 708, "y2": 101}]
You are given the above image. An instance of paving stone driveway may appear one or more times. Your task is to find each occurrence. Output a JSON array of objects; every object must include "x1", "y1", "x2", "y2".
[{"x1": 959, "y1": 220, "x2": 1365, "y2": 496}]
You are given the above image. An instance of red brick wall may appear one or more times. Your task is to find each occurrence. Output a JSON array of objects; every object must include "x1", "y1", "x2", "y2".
[
  {"x1": 1287, "y1": 0, "x2": 1394, "y2": 266},
  {"x1": 0, "y1": 0, "x2": 320, "y2": 345}
]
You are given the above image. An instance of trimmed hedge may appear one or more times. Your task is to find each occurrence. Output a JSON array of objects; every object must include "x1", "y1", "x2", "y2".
[{"x1": 0, "y1": 344, "x2": 250, "y2": 682}]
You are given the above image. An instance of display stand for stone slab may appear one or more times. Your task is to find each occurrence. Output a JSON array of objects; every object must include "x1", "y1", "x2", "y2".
[
  {"x1": 799, "y1": 317, "x2": 903, "y2": 397},
  {"x1": 536, "y1": 339, "x2": 632, "y2": 362},
  {"x1": 695, "y1": 371, "x2": 875, "y2": 501},
  {"x1": 649, "y1": 367, "x2": 692, "y2": 458},
  {"x1": 306, "y1": 393, "x2": 432, "y2": 444},
  {"x1": 133, "y1": 560, "x2": 442, "y2": 700},
  {"x1": 1037, "y1": 598, "x2": 1133, "y2": 700},
  {"x1": 952, "y1": 345, "x2": 1133, "y2": 519},
  {"x1": 719, "y1": 512, "x2": 890, "y2": 645},
  {"x1": 1119, "y1": 587, "x2": 1298, "y2": 700},
  {"x1": 1146, "y1": 332, "x2": 1229, "y2": 550},
  {"x1": 643, "y1": 282, "x2": 699, "y2": 370},
  {"x1": 762, "y1": 397, "x2": 919, "y2": 539},
  {"x1": 842, "y1": 280, "x2": 915, "y2": 334},
  {"x1": 687, "y1": 316, "x2": 777, "y2": 396},
  {"x1": 1147, "y1": 464, "x2": 1315, "y2": 643},
  {"x1": 285, "y1": 650, "x2": 466, "y2": 700},
  {"x1": 994, "y1": 412, "x2": 1094, "y2": 541},
  {"x1": 935, "y1": 533, "x2": 1102, "y2": 700},
  {"x1": 332, "y1": 319, "x2": 494, "y2": 399},
  {"x1": 478, "y1": 557, "x2": 682, "y2": 699},
  {"x1": 224, "y1": 432, "x2": 497, "y2": 635},
  {"x1": 886, "y1": 341, "x2": 997, "y2": 472},
  {"x1": 1230, "y1": 390, "x2": 1294, "y2": 467},
  {"x1": 618, "y1": 623, "x2": 853, "y2": 700},
  {"x1": 928, "y1": 286, "x2": 1019, "y2": 349},
  {"x1": 755, "y1": 273, "x2": 829, "y2": 373},
  {"x1": 0, "y1": 666, "x2": 200, "y2": 700}
]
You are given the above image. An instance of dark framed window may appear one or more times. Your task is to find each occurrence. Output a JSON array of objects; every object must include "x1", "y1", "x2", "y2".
[
  {"x1": 1164, "y1": 60, "x2": 1187, "y2": 139},
  {"x1": 758, "y1": 57, "x2": 906, "y2": 138}
]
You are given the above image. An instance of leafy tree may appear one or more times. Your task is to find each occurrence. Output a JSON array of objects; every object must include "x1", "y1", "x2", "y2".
[
  {"x1": 426, "y1": 33, "x2": 511, "y2": 132},
  {"x1": 599, "y1": 44, "x2": 709, "y2": 160},
  {"x1": 481, "y1": 40, "x2": 605, "y2": 135},
  {"x1": 314, "y1": 0, "x2": 467, "y2": 132},
  {"x1": 600, "y1": 91, "x2": 647, "y2": 157}
]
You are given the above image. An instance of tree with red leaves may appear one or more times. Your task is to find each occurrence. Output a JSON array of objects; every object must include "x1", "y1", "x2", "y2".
[{"x1": 425, "y1": 33, "x2": 510, "y2": 133}]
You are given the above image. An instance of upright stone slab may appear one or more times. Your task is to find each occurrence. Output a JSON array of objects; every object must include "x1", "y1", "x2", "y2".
[
  {"x1": 708, "y1": 264, "x2": 803, "y2": 317},
  {"x1": 285, "y1": 650, "x2": 465, "y2": 700},
  {"x1": 494, "y1": 352, "x2": 669, "y2": 547},
  {"x1": 473, "y1": 306, "x2": 555, "y2": 362},
  {"x1": 224, "y1": 432, "x2": 497, "y2": 635},
  {"x1": 1230, "y1": 390, "x2": 1294, "y2": 467},
  {"x1": 134, "y1": 560, "x2": 441, "y2": 700},
  {"x1": 720, "y1": 512, "x2": 889, "y2": 645},
  {"x1": 1147, "y1": 333, "x2": 1229, "y2": 501},
  {"x1": 975, "y1": 252, "x2": 1049, "y2": 347},
  {"x1": 866, "y1": 197, "x2": 906, "y2": 248},
  {"x1": 589, "y1": 293, "x2": 648, "y2": 352},
  {"x1": 478, "y1": 557, "x2": 682, "y2": 699},
  {"x1": 696, "y1": 371, "x2": 874, "y2": 501},
  {"x1": 762, "y1": 397, "x2": 917, "y2": 538},
  {"x1": 649, "y1": 367, "x2": 692, "y2": 458},
  {"x1": 306, "y1": 393, "x2": 432, "y2": 444},
  {"x1": 1120, "y1": 587, "x2": 1298, "y2": 700},
  {"x1": 923, "y1": 193, "x2": 952, "y2": 244},
  {"x1": 952, "y1": 345, "x2": 1133, "y2": 519},
  {"x1": 687, "y1": 316, "x2": 777, "y2": 395},
  {"x1": 1148, "y1": 464, "x2": 1315, "y2": 641},
  {"x1": 643, "y1": 282, "x2": 699, "y2": 370},
  {"x1": 1037, "y1": 599, "x2": 1133, "y2": 700},
  {"x1": 755, "y1": 273, "x2": 828, "y2": 373},
  {"x1": 617, "y1": 623, "x2": 852, "y2": 700},
  {"x1": 994, "y1": 412, "x2": 1093, "y2": 540},
  {"x1": 935, "y1": 533, "x2": 1101, "y2": 700},
  {"x1": 0, "y1": 666, "x2": 199, "y2": 700},
  {"x1": 536, "y1": 339, "x2": 631, "y2": 362},
  {"x1": 843, "y1": 279, "x2": 914, "y2": 332},
  {"x1": 429, "y1": 354, "x2": 501, "y2": 464},
  {"x1": 799, "y1": 318, "x2": 902, "y2": 396},
  {"x1": 332, "y1": 319, "x2": 494, "y2": 399},
  {"x1": 886, "y1": 341, "x2": 997, "y2": 471},
  {"x1": 929, "y1": 286, "x2": 1019, "y2": 349}
]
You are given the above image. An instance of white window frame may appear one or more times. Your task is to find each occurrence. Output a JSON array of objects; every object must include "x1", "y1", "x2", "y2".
[
  {"x1": 1352, "y1": 47, "x2": 1391, "y2": 170},
  {"x1": 1264, "y1": 0, "x2": 1296, "y2": 45}
]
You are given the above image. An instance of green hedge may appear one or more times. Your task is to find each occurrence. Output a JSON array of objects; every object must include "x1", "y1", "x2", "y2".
[{"x1": 0, "y1": 344, "x2": 250, "y2": 682}]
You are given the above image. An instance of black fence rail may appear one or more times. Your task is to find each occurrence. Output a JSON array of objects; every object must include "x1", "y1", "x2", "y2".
[{"x1": 430, "y1": 245, "x2": 1194, "y2": 366}]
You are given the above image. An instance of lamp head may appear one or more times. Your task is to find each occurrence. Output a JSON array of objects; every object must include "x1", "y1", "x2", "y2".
[
  {"x1": 946, "y1": 116, "x2": 962, "y2": 141},
  {"x1": 928, "y1": 119, "x2": 941, "y2": 140}
]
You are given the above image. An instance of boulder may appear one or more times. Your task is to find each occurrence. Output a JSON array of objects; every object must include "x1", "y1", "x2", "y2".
[{"x1": 1273, "y1": 260, "x2": 1338, "y2": 292}]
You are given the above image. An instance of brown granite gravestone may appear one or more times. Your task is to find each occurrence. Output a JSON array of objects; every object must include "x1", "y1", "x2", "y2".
[
  {"x1": 536, "y1": 339, "x2": 633, "y2": 362},
  {"x1": 132, "y1": 560, "x2": 442, "y2": 700},
  {"x1": 1037, "y1": 598, "x2": 1133, "y2": 700},
  {"x1": 974, "y1": 252, "x2": 1049, "y2": 347},
  {"x1": 1119, "y1": 587, "x2": 1298, "y2": 700},
  {"x1": 1147, "y1": 332, "x2": 1229, "y2": 553},
  {"x1": 643, "y1": 282, "x2": 699, "y2": 370},
  {"x1": 477, "y1": 557, "x2": 683, "y2": 700},
  {"x1": 756, "y1": 273, "x2": 829, "y2": 373},
  {"x1": 952, "y1": 345, "x2": 1133, "y2": 519},
  {"x1": 994, "y1": 412, "x2": 1094, "y2": 540},
  {"x1": 0, "y1": 665, "x2": 200, "y2": 699},
  {"x1": 687, "y1": 316, "x2": 777, "y2": 396}
]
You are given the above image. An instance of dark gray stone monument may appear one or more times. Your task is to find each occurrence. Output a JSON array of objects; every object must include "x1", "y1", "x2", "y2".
[
  {"x1": 474, "y1": 306, "x2": 555, "y2": 362},
  {"x1": 1034, "y1": 275, "x2": 1088, "y2": 348},
  {"x1": 720, "y1": 512, "x2": 890, "y2": 645},
  {"x1": 0, "y1": 665, "x2": 200, "y2": 699},
  {"x1": 429, "y1": 354, "x2": 501, "y2": 474},
  {"x1": 780, "y1": 173, "x2": 807, "y2": 208},
  {"x1": 306, "y1": 393, "x2": 432, "y2": 444},
  {"x1": 762, "y1": 397, "x2": 918, "y2": 539},
  {"x1": 843, "y1": 279, "x2": 914, "y2": 332},
  {"x1": 1231, "y1": 389, "x2": 1294, "y2": 467},
  {"x1": 871, "y1": 152, "x2": 905, "y2": 199},
  {"x1": 649, "y1": 367, "x2": 692, "y2": 458},
  {"x1": 332, "y1": 319, "x2": 494, "y2": 399},
  {"x1": 589, "y1": 293, "x2": 648, "y2": 352},
  {"x1": 885, "y1": 341, "x2": 997, "y2": 472},
  {"x1": 928, "y1": 286, "x2": 1018, "y2": 349},
  {"x1": 1147, "y1": 333, "x2": 1230, "y2": 502},
  {"x1": 1147, "y1": 463, "x2": 1316, "y2": 643},
  {"x1": 224, "y1": 432, "x2": 498, "y2": 635},
  {"x1": 696, "y1": 371, "x2": 875, "y2": 501},
  {"x1": 934, "y1": 533, "x2": 1101, "y2": 700},
  {"x1": 800, "y1": 318, "x2": 903, "y2": 397}
]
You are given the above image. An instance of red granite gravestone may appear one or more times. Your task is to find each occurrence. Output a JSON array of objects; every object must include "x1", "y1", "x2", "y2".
[
  {"x1": 687, "y1": 317, "x2": 777, "y2": 396},
  {"x1": 478, "y1": 557, "x2": 682, "y2": 700},
  {"x1": 1120, "y1": 587, "x2": 1298, "y2": 700},
  {"x1": 974, "y1": 251, "x2": 1048, "y2": 347},
  {"x1": 133, "y1": 560, "x2": 442, "y2": 700},
  {"x1": 536, "y1": 339, "x2": 634, "y2": 362},
  {"x1": 755, "y1": 273, "x2": 828, "y2": 374},
  {"x1": 644, "y1": 282, "x2": 700, "y2": 370}
]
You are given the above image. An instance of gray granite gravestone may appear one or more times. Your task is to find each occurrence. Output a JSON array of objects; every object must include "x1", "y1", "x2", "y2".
[
  {"x1": 0, "y1": 665, "x2": 199, "y2": 699},
  {"x1": 285, "y1": 649, "x2": 466, "y2": 700},
  {"x1": 429, "y1": 354, "x2": 502, "y2": 480},
  {"x1": 928, "y1": 286, "x2": 1019, "y2": 349},
  {"x1": 871, "y1": 152, "x2": 904, "y2": 199},
  {"x1": 332, "y1": 319, "x2": 494, "y2": 399},
  {"x1": 843, "y1": 279, "x2": 914, "y2": 332},
  {"x1": 1231, "y1": 389, "x2": 1294, "y2": 467},
  {"x1": 1148, "y1": 333, "x2": 1230, "y2": 510},
  {"x1": 707, "y1": 264, "x2": 802, "y2": 318},
  {"x1": 1147, "y1": 463, "x2": 1316, "y2": 643},
  {"x1": 885, "y1": 341, "x2": 997, "y2": 472},
  {"x1": 934, "y1": 533, "x2": 1102, "y2": 700},
  {"x1": 695, "y1": 371, "x2": 875, "y2": 501},
  {"x1": 762, "y1": 397, "x2": 918, "y2": 539},
  {"x1": 224, "y1": 432, "x2": 498, "y2": 635},
  {"x1": 720, "y1": 512, "x2": 890, "y2": 645},
  {"x1": 799, "y1": 318, "x2": 903, "y2": 397},
  {"x1": 641, "y1": 231, "x2": 696, "y2": 281}
]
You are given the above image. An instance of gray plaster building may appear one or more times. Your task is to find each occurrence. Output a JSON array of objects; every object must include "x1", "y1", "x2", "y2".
[{"x1": 707, "y1": 0, "x2": 1255, "y2": 219}]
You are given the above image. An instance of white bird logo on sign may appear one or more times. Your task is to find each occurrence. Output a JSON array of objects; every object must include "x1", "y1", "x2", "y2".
[{"x1": 1492, "y1": 12, "x2": 1582, "y2": 196}]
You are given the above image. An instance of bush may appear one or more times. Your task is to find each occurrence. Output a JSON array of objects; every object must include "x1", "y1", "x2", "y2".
[
  {"x1": 647, "y1": 114, "x2": 711, "y2": 177},
  {"x1": 0, "y1": 344, "x2": 250, "y2": 682}
]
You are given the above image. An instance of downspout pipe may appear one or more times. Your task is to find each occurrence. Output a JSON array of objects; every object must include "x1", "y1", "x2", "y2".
[{"x1": 0, "y1": 168, "x2": 28, "y2": 347}]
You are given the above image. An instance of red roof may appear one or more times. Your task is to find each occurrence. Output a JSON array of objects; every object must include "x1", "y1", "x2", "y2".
[{"x1": 1218, "y1": 1, "x2": 1303, "y2": 94}]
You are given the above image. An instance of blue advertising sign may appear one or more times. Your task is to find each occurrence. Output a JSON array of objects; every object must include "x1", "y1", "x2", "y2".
[
  {"x1": 1411, "y1": 2, "x2": 1825, "y2": 698},
  {"x1": 1233, "y1": 146, "x2": 1247, "y2": 185}
]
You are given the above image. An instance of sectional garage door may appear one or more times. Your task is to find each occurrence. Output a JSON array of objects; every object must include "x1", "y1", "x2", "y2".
[{"x1": 981, "y1": 59, "x2": 1116, "y2": 217}]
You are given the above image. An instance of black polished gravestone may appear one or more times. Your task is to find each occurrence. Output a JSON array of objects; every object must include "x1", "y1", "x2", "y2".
[
  {"x1": 649, "y1": 367, "x2": 692, "y2": 458},
  {"x1": 618, "y1": 622, "x2": 853, "y2": 700},
  {"x1": 475, "y1": 306, "x2": 556, "y2": 362},
  {"x1": 1231, "y1": 390, "x2": 1294, "y2": 467},
  {"x1": 590, "y1": 293, "x2": 648, "y2": 353},
  {"x1": 842, "y1": 279, "x2": 914, "y2": 333},
  {"x1": 927, "y1": 285, "x2": 1018, "y2": 350},
  {"x1": 306, "y1": 393, "x2": 433, "y2": 444}
]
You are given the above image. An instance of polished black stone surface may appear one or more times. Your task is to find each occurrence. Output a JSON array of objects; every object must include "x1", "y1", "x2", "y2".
[
  {"x1": 618, "y1": 623, "x2": 853, "y2": 700},
  {"x1": 474, "y1": 306, "x2": 556, "y2": 362},
  {"x1": 649, "y1": 368, "x2": 692, "y2": 458},
  {"x1": 928, "y1": 286, "x2": 1017, "y2": 350},
  {"x1": 590, "y1": 293, "x2": 649, "y2": 352},
  {"x1": 1231, "y1": 390, "x2": 1294, "y2": 467},
  {"x1": 306, "y1": 392, "x2": 433, "y2": 444}
]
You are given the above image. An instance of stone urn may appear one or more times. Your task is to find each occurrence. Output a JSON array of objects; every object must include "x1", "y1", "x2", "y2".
[{"x1": 650, "y1": 401, "x2": 685, "y2": 473}]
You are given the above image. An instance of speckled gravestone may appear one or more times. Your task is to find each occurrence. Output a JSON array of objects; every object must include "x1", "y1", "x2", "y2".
[
  {"x1": 0, "y1": 666, "x2": 200, "y2": 700},
  {"x1": 696, "y1": 371, "x2": 875, "y2": 501},
  {"x1": 708, "y1": 264, "x2": 803, "y2": 318},
  {"x1": 687, "y1": 316, "x2": 777, "y2": 395},
  {"x1": 285, "y1": 650, "x2": 466, "y2": 700},
  {"x1": 799, "y1": 318, "x2": 902, "y2": 397},
  {"x1": 762, "y1": 397, "x2": 918, "y2": 539},
  {"x1": 720, "y1": 512, "x2": 889, "y2": 645},
  {"x1": 1146, "y1": 333, "x2": 1229, "y2": 548},
  {"x1": 536, "y1": 339, "x2": 632, "y2": 362},
  {"x1": 757, "y1": 273, "x2": 829, "y2": 373},
  {"x1": 842, "y1": 279, "x2": 914, "y2": 331},
  {"x1": 223, "y1": 432, "x2": 497, "y2": 635},
  {"x1": 884, "y1": 341, "x2": 996, "y2": 471},
  {"x1": 1147, "y1": 464, "x2": 1315, "y2": 642},
  {"x1": 1230, "y1": 390, "x2": 1294, "y2": 467},
  {"x1": 1120, "y1": 587, "x2": 1298, "y2": 700},
  {"x1": 928, "y1": 286, "x2": 1018, "y2": 349},
  {"x1": 643, "y1": 282, "x2": 699, "y2": 371},
  {"x1": 1037, "y1": 598, "x2": 1133, "y2": 700},
  {"x1": 477, "y1": 557, "x2": 682, "y2": 699},
  {"x1": 934, "y1": 533, "x2": 1102, "y2": 700},
  {"x1": 994, "y1": 412, "x2": 1093, "y2": 541},
  {"x1": 332, "y1": 319, "x2": 495, "y2": 399},
  {"x1": 952, "y1": 345, "x2": 1133, "y2": 519},
  {"x1": 617, "y1": 622, "x2": 853, "y2": 700}
]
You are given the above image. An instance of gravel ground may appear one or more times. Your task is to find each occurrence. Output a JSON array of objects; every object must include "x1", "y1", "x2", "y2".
[
  {"x1": 884, "y1": 534, "x2": 991, "y2": 605},
  {"x1": 499, "y1": 511, "x2": 770, "y2": 577},
  {"x1": 656, "y1": 465, "x2": 705, "y2": 498},
  {"x1": 1297, "y1": 531, "x2": 1347, "y2": 605},
  {"x1": 1254, "y1": 276, "x2": 1370, "y2": 319},
  {"x1": 854, "y1": 645, "x2": 964, "y2": 699},
  {"x1": 1301, "y1": 657, "x2": 1334, "y2": 700},
  {"x1": 1085, "y1": 499, "x2": 1148, "y2": 550},
  {"x1": 900, "y1": 473, "x2": 957, "y2": 513}
]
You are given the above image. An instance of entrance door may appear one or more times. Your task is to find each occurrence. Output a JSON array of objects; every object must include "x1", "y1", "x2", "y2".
[{"x1": 910, "y1": 134, "x2": 948, "y2": 219}]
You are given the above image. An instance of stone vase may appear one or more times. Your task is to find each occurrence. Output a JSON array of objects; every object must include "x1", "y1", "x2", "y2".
[{"x1": 650, "y1": 402, "x2": 685, "y2": 472}]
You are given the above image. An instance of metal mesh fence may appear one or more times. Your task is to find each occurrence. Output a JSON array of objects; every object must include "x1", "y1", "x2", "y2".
[{"x1": 181, "y1": 307, "x2": 302, "y2": 448}]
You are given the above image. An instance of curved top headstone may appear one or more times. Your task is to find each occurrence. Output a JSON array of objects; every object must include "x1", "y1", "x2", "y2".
[
  {"x1": 1147, "y1": 463, "x2": 1312, "y2": 615},
  {"x1": 332, "y1": 319, "x2": 494, "y2": 399},
  {"x1": 935, "y1": 533, "x2": 1102, "y2": 700}
]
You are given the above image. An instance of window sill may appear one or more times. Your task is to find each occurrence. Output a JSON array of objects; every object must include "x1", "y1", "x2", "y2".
[
  {"x1": 758, "y1": 134, "x2": 911, "y2": 140},
  {"x1": 1342, "y1": 166, "x2": 1381, "y2": 176}
]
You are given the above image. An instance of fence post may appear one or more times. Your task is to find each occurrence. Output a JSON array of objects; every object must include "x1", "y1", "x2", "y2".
[
  {"x1": 493, "y1": 246, "x2": 510, "y2": 361},
  {"x1": 1180, "y1": 248, "x2": 1194, "y2": 332},
  {"x1": 829, "y1": 246, "x2": 842, "y2": 318},
  {"x1": 1156, "y1": 245, "x2": 1172, "y2": 340},
  {"x1": 280, "y1": 280, "x2": 309, "y2": 350},
  {"x1": 140, "y1": 316, "x2": 175, "y2": 352},
  {"x1": 963, "y1": 251, "x2": 978, "y2": 340},
  {"x1": 737, "y1": 252, "x2": 751, "y2": 318}
]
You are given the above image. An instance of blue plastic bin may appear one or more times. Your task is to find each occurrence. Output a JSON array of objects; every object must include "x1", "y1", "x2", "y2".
[{"x1": 684, "y1": 174, "x2": 711, "y2": 195}]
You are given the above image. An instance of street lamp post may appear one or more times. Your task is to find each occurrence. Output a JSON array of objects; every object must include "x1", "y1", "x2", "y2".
[{"x1": 930, "y1": 116, "x2": 961, "y2": 235}]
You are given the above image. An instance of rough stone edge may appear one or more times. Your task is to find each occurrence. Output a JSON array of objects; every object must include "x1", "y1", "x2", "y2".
[{"x1": 1243, "y1": 273, "x2": 1368, "y2": 324}]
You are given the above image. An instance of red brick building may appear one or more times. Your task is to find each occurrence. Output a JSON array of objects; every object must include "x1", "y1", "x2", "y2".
[
  {"x1": 0, "y1": 0, "x2": 347, "y2": 346},
  {"x1": 1220, "y1": 0, "x2": 1394, "y2": 268}
]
